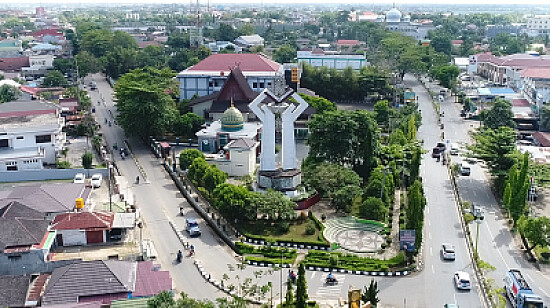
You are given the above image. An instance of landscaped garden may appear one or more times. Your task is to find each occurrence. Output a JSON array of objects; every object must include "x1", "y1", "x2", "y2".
[
  {"x1": 236, "y1": 242, "x2": 298, "y2": 265},
  {"x1": 303, "y1": 250, "x2": 408, "y2": 272}
]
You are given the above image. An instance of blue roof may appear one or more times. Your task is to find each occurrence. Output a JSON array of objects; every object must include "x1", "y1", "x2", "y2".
[
  {"x1": 478, "y1": 87, "x2": 516, "y2": 96},
  {"x1": 31, "y1": 43, "x2": 62, "y2": 51}
]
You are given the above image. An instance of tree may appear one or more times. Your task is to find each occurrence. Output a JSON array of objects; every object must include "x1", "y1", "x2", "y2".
[
  {"x1": 179, "y1": 149, "x2": 205, "y2": 170},
  {"x1": 248, "y1": 190, "x2": 297, "y2": 221},
  {"x1": 136, "y1": 45, "x2": 168, "y2": 69},
  {"x1": 503, "y1": 152, "x2": 530, "y2": 225},
  {"x1": 147, "y1": 291, "x2": 216, "y2": 308},
  {"x1": 484, "y1": 98, "x2": 515, "y2": 130},
  {"x1": 81, "y1": 29, "x2": 113, "y2": 58},
  {"x1": 239, "y1": 24, "x2": 255, "y2": 36},
  {"x1": 187, "y1": 157, "x2": 211, "y2": 187},
  {"x1": 406, "y1": 115, "x2": 417, "y2": 141},
  {"x1": 147, "y1": 290, "x2": 175, "y2": 307},
  {"x1": 517, "y1": 216, "x2": 550, "y2": 253},
  {"x1": 295, "y1": 263, "x2": 308, "y2": 308},
  {"x1": 332, "y1": 185, "x2": 362, "y2": 213},
  {"x1": 202, "y1": 166, "x2": 227, "y2": 193},
  {"x1": 0, "y1": 84, "x2": 21, "y2": 103},
  {"x1": 373, "y1": 100, "x2": 391, "y2": 128},
  {"x1": 540, "y1": 105, "x2": 550, "y2": 131},
  {"x1": 469, "y1": 127, "x2": 517, "y2": 192},
  {"x1": 75, "y1": 51, "x2": 102, "y2": 77},
  {"x1": 53, "y1": 58, "x2": 74, "y2": 74},
  {"x1": 273, "y1": 44, "x2": 296, "y2": 63},
  {"x1": 430, "y1": 32, "x2": 452, "y2": 55},
  {"x1": 216, "y1": 24, "x2": 238, "y2": 41},
  {"x1": 431, "y1": 64, "x2": 459, "y2": 90},
  {"x1": 303, "y1": 162, "x2": 362, "y2": 198},
  {"x1": 362, "y1": 279, "x2": 380, "y2": 306},
  {"x1": 82, "y1": 152, "x2": 93, "y2": 169},
  {"x1": 174, "y1": 113, "x2": 204, "y2": 139},
  {"x1": 295, "y1": 94, "x2": 336, "y2": 114},
  {"x1": 42, "y1": 70, "x2": 68, "y2": 87},
  {"x1": 103, "y1": 46, "x2": 138, "y2": 79},
  {"x1": 213, "y1": 183, "x2": 250, "y2": 219},
  {"x1": 115, "y1": 67, "x2": 179, "y2": 138},
  {"x1": 167, "y1": 31, "x2": 190, "y2": 49},
  {"x1": 405, "y1": 180, "x2": 426, "y2": 250},
  {"x1": 285, "y1": 282, "x2": 294, "y2": 307},
  {"x1": 359, "y1": 197, "x2": 387, "y2": 221}
]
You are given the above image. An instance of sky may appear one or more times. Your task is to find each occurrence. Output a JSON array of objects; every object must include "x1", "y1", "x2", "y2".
[{"x1": 2, "y1": 0, "x2": 550, "y2": 4}]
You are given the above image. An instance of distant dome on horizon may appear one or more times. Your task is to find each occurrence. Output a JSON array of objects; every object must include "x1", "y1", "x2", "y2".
[{"x1": 386, "y1": 7, "x2": 402, "y2": 23}]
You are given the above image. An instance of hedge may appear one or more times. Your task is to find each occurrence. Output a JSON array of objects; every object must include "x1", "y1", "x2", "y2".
[
  {"x1": 245, "y1": 256, "x2": 295, "y2": 265},
  {"x1": 236, "y1": 242, "x2": 297, "y2": 260},
  {"x1": 303, "y1": 250, "x2": 407, "y2": 272}
]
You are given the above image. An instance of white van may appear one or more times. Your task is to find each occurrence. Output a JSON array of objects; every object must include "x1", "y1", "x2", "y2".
[
  {"x1": 450, "y1": 143, "x2": 459, "y2": 155},
  {"x1": 459, "y1": 162, "x2": 471, "y2": 176}
]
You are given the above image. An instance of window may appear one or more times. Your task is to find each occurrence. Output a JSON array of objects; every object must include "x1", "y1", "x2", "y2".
[
  {"x1": 35, "y1": 134, "x2": 51, "y2": 143},
  {"x1": 259, "y1": 82, "x2": 265, "y2": 88},
  {"x1": 8, "y1": 255, "x2": 21, "y2": 261},
  {"x1": 16, "y1": 136, "x2": 24, "y2": 140},
  {"x1": 252, "y1": 82, "x2": 258, "y2": 88},
  {"x1": 6, "y1": 161, "x2": 17, "y2": 171}
]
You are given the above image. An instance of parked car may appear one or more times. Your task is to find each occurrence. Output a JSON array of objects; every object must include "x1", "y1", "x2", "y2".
[
  {"x1": 450, "y1": 143, "x2": 459, "y2": 155},
  {"x1": 73, "y1": 173, "x2": 85, "y2": 184},
  {"x1": 186, "y1": 217, "x2": 201, "y2": 236},
  {"x1": 459, "y1": 162, "x2": 471, "y2": 176},
  {"x1": 436, "y1": 142, "x2": 446, "y2": 151},
  {"x1": 454, "y1": 271, "x2": 472, "y2": 290},
  {"x1": 90, "y1": 174, "x2": 103, "y2": 188},
  {"x1": 441, "y1": 243, "x2": 456, "y2": 261},
  {"x1": 89, "y1": 81, "x2": 97, "y2": 90}
]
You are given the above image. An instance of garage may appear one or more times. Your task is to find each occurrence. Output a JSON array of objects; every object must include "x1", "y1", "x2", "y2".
[{"x1": 85, "y1": 230, "x2": 104, "y2": 244}]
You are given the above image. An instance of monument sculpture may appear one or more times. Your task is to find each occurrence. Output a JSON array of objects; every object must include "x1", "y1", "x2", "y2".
[{"x1": 249, "y1": 89, "x2": 308, "y2": 194}]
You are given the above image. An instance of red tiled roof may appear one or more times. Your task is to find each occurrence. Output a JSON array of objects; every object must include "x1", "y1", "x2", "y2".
[
  {"x1": 50, "y1": 211, "x2": 114, "y2": 231},
  {"x1": 311, "y1": 48, "x2": 325, "y2": 55},
  {"x1": 30, "y1": 29, "x2": 63, "y2": 37},
  {"x1": 187, "y1": 54, "x2": 281, "y2": 73},
  {"x1": 512, "y1": 98, "x2": 531, "y2": 107},
  {"x1": 451, "y1": 40, "x2": 464, "y2": 45},
  {"x1": 520, "y1": 67, "x2": 550, "y2": 79},
  {"x1": 133, "y1": 261, "x2": 172, "y2": 297},
  {"x1": 137, "y1": 41, "x2": 161, "y2": 48},
  {"x1": 533, "y1": 132, "x2": 550, "y2": 147},
  {"x1": 0, "y1": 57, "x2": 29, "y2": 72},
  {"x1": 337, "y1": 39, "x2": 360, "y2": 46},
  {"x1": 59, "y1": 98, "x2": 79, "y2": 108}
]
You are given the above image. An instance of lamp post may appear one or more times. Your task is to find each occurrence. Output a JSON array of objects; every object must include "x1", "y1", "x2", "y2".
[{"x1": 280, "y1": 250, "x2": 283, "y2": 306}]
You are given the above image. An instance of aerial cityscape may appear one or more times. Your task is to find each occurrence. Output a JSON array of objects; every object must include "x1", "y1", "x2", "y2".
[{"x1": 0, "y1": 2, "x2": 550, "y2": 308}]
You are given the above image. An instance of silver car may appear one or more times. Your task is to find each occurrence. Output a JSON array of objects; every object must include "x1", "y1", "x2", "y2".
[{"x1": 441, "y1": 244, "x2": 456, "y2": 261}]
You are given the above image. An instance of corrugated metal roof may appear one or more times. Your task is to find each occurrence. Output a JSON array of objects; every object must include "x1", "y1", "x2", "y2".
[
  {"x1": 185, "y1": 54, "x2": 281, "y2": 73},
  {"x1": 51, "y1": 211, "x2": 114, "y2": 231}
]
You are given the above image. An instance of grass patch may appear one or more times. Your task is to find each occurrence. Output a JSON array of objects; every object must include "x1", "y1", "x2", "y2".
[
  {"x1": 236, "y1": 241, "x2": 298, "y2": 265},
  {"x1": 303, "y1": 250, "x2": 408, "y2": 272},
  {"x1": 238, "y1": 217, "x2": 328, "y2": 246}
]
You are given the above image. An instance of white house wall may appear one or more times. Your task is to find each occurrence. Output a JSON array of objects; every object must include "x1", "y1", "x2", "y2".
[{"x1": 59, "y1": 229, "x2": 86, "y2": 246}]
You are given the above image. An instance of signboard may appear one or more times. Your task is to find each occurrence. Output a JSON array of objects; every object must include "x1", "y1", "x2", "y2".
[
  {"x1": 399, "y1": 230, "x2": 416, "y2": 252},
  {"x1": 404, "y1": 91, "x2": 416, "y2": 103}
]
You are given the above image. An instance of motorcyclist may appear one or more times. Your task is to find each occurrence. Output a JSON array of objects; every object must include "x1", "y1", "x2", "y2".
[
  {"x1": 136, "y1": 176, "x2": 140, "y2": 184},
  {"x1": 177, "y1": 250, "x2": 183, "y2": 262},
  {"x1": 328, "y1": 272, "x2": 334, "y2": 281},
  {"x1": 190, "y1": 245, "x2": 195, "y2": 256},
  {"x1": 289, "y1": 270, "x2": 296, "y2": 283}
]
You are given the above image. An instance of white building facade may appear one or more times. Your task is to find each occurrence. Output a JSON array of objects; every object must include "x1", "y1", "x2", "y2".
[
  {"x1": 0, "y1": 102, "x2": 65, "y2": 171},
  {"x1": 297, "y1": 50, "x2": 368, "y2": 71},
  {"x1": 527, "y1": 15, "x2": 550, "y2": 37}
]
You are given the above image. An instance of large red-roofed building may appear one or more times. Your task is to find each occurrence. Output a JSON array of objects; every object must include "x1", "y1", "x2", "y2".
[{"x1": 176, "y1": 53, "x2": 284, "y2": 100}]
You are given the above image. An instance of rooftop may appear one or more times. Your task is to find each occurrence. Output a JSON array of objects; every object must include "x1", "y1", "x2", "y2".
[
  {"x1": 0, "y1": 112, "x2": 61, "y2": 132},
  {"x1": 51, "y1": 211, "x2": 115, "y2": 231},
  {"x1": 197, "y1": 120, "x2": 262, "y2": 139},
  {"x1": 0, "y1": 146, "x2": 44, "y2": 161},
  {"x1": 180, "y1": 54, "x2": 282, "y2": 77}
]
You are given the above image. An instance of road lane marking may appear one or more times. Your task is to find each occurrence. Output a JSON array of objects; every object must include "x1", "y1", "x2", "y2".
[
  {"x1": 427, "y1": 219, "x2": 431, "y2": 227},
  {"x1": 538, "y1": 287, "x2": 550, "y2": 297},
  {"x1": 429, "y1": 232, "x2": 432, "y2": 240},
  {"x1": 431, "y1": 265, "x2": 435, "y2": 274},
  {"x1": 430, "y1": 247, "x2": 433, "y2": 256},
  {"x1": 483, "y1": 222, "x2": 509, "y2": 268},
  {"x1": 311, "y1": 272, "x2": 316, "y2": 278}
]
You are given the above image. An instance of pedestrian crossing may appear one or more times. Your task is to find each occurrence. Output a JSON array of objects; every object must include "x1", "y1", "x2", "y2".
[{"x1": 311, "y1": 272, "x2": 346, "y2": 300}]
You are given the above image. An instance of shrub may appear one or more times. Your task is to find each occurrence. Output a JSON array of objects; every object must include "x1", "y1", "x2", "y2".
[
  {"x1": 82, "y1": 152, "x2": 93, "y2": 169},
  {"x1": 329, "y1": 254, "x2": 338, "y2": 266},
  {"x1": 305, "y1": 221, "x2": 316, "y2": 235},
  {"x1": 321, "y1": 213, "x2": 327, "y2": 221},
  {"x1": 56, "y1": 160, "x2": 71, "y2": 169},
  {"x1": 280, "y1": 221, "x2": 290, "y2": 233},
  {"x1": 464, "y1": 213, "x2": 474, "y2": 224}
]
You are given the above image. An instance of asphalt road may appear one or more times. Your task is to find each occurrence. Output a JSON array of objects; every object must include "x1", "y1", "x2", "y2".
[
  {"x1": 85, "y1": 72, "x2": 484, "y2": 306},
  {"x1": 432, "y1": 79, "x2": 550, "y2": 305}
]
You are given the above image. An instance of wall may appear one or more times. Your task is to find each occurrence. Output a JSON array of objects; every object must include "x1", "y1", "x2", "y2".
[
  {"x1": 0, "y1": 251, "x2": 80, "y2": 275},
  {"x1": 58, "y1": 229, "x2": 86, "y2": 246},
  {"x1": 0, "y1": 168, "x2": 108, "y2": 183}
]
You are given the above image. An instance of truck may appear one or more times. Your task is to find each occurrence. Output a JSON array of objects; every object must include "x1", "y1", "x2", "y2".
[{"x1": 504, "y1": 269, "x2": 544, "y2": 308}]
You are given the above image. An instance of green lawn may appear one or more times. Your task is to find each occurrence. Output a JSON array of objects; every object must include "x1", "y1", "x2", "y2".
[{"x1": 238, "y1": 218, "x2": 327, "y2": 245}]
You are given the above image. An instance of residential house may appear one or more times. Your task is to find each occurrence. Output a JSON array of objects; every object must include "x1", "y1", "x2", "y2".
[
  {"x1": 0, "y1": 101, "x2": 65, "y2": 169},
  {"x1": 0, "y1": 275, "x2": 31, "y2": 307},
  {"x1": 520, "y1": 67, "x2": 550, "y2": 112},
  {"x1": 0, "y1": 39, "x2": 23, "y2": 58},
  {"x1": 0, "y1": 201, "x2": 54, "y2": 275},
  {"x1": 0, "y1": 56, "x2": 30, "y2": 73},
  {"x1": 50, "y1": 211, "x2": 115, "y2": 246},
  {"x1": 475, "y1": 53, "x2": 550, "y2": 86},
  {"x1": 176, "y1": 53, "x2": 285, "y2": 100},
  {"x1": 234, "y1": 34, "x2": 264, "y2": 48},
  {"x1": 22, "y1": 54, "x2": 55, "y2": 79},
  {"x1": 31, "y1": 43, "x2": 62, "y2": 55},
  {"x1": 41, "y1": 260, "x2": 172, "y2": 306},
  {"x1": 59, "y1": 98, "x2": 79, "y2": 115},
  {"x1": 0, "y1": 183, "x2": 92, "y2": 219},
  {"x1": 30, "y1": 28, "x2": 64, "y2": 44}
]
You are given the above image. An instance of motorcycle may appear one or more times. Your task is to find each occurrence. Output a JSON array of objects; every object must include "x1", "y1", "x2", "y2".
[{"x1": 325, "y1": 276, "x2": 338, "y2": 285}]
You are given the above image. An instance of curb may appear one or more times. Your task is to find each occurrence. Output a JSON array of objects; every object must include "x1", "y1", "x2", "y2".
[
  {"x1": 245, "y1": 260, "x2": 291, "y2": 268},
  {"x1": 193, "y1": 260, "x2": 266, "y2": 305},
  {"x1": 168, "y1": 219, "x2": 190, "y2": 249},
  {"x1": 304, "y1": 266, "x2": 409, "y2": 277},
  {"x1": 242, "y1": 237, "x2": 330, "y2": 251}
]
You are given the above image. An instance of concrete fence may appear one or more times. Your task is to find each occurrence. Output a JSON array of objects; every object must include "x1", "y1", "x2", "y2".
[{"x1": 0, "y1": 168, "x2": 109, "y2": 183}]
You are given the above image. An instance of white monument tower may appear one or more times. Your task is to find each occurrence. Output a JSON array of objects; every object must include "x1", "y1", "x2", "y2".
[{"x1": 249, "y1": 89, "x2": 308, "y2": 194}]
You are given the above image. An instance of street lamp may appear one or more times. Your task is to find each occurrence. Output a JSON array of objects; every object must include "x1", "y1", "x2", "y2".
[{"x1": 474, "y1": 210, "x2": 484, "y2": 256}]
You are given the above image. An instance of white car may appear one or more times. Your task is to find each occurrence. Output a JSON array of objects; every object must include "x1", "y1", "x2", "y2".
[
  {"x1": 90, "y1": 174, "x2": 103, "y2": 188},
  {"x1": 454, "y1": 271, "x2": 472, "y2": 290},
  {"x1": 441, "y1": 244, "x2": 456, "y2": 261},
  {"x1": 73, "y1": 173, "x2": 85, "y2": 184}
]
